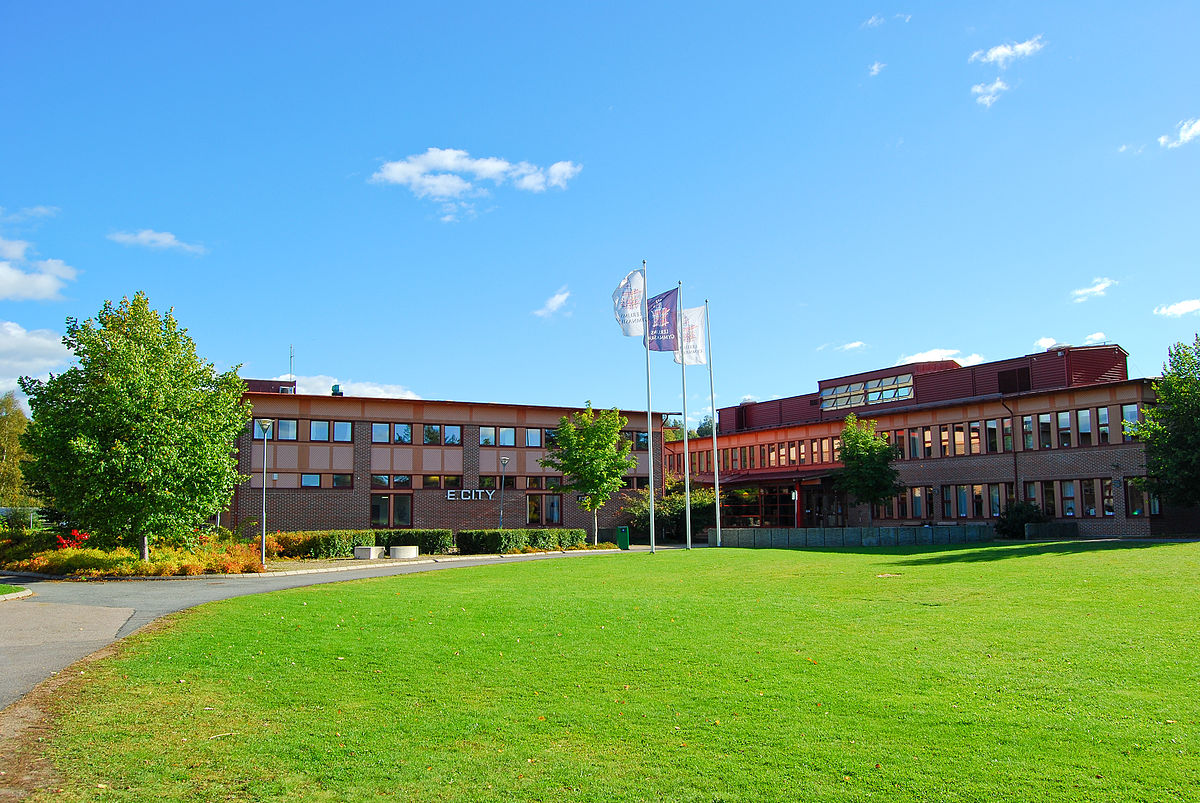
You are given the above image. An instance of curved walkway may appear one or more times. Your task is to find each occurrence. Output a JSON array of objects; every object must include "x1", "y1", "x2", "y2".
[{"x1": 0, "y1": 548, "x2": 651, "y2": 712}]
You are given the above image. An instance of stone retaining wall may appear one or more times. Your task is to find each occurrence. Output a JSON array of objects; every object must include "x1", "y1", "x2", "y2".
[{"x1": 708, "y1": 524, "x2": 993, "y2": 548}]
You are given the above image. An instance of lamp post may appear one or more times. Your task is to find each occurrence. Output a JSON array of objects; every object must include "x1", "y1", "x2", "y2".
[
  {"x1": 498, "y1": 456, "x2": 510, "y2": 528},
  {"x1": 258, "y1": 418, "x2": 274, "y2": 566}
]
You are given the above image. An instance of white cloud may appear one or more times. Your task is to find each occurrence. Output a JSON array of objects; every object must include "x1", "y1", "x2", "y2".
[
  {"x1": 862, "y1": 14, "x2": 885, "y2": 27},
  {"x1": 0, "y1": 236, "x2": 30, "y2": 261},
  {"x1": 274, "y1": 374, "x2": 421, "y2": 399},
  {"x1": 895, "y1": 348, "x2": 983, "y2": 366},
  {"x1": 1084, "y1": 332, "x2": 1106, "y2": 344},
  {"x1": 837, "y1": 341, "x2": 866, "y2": 351},
  {"x1": 108, "y1": 229, "x2": 206, "y2": 254},
  {"x1": 971, "y1": 77, "x2": 1009, "y2": 107},
  {"x1": 533, "y1": 286, "x2": 570, "y2": 318},
  {"x1": 0, "y1": 320, "x2": 70, "y2": 395},
  {"x1": 1153, "y1": 299, "x2": 1200, "y2": 317},
  {"x1": 372, "y1": 148, "x2": 582, "y2": 221},
  {"x1": 1158, "y1": 118, "x2": 1200, "y2": 149},
  {"x1": 740, "y1": 394, "x2": 759, "y2": 403},
  {"x1": 1034, "y1": 336, "x2": 1058, "y2": 349},
  {"x1": 869, "y1": 61, "x2": 886, "y2": 76},
  {"x1": 895, "y1": 13, "x2": 911, "y2": 22},
  {"x1": 969, "y1": 35, "x2": 1044, "y2": 69},
  {"x1": 0, "y1": 206, "x2": 59, "y2": 223},
  {"x1": 1071, "y1": 277, "x2": 1117, "y2": 303}
]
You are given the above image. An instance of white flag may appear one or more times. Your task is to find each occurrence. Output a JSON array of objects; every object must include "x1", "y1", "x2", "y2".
[
  {"x1": 612, "y1": 269, "x2": 645, "y2": 336},
  {"x1": 673, "y1": 306, "x2": 707, "y2": 365}
]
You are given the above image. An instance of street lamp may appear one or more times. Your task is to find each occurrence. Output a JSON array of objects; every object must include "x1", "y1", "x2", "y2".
[
  {"x1": 498, "y1": 456, "x2": 510, "y2": 529},
  {"x1": 258, "y1": 418, "x2": 274, "y2": 566}
]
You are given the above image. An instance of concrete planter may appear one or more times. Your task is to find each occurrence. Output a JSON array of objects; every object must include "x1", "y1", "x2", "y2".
[
  {"x1": 389, "y1": 545, "x2": 419, "y2": 559},
  {"x1": 353, "y1": 546, "x2": 385, "y2": 560}
]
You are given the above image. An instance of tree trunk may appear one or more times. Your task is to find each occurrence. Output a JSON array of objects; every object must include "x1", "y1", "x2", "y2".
[
  {"x1": 140, "y1": 533, "x2": 150, "y2": 562},
  {"x1": 593, "y1": 509, "x2": 598, "y2": 545}
]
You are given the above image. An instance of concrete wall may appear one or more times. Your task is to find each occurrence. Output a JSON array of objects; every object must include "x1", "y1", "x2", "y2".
[{"x1": 708, "y1": 524, "x2": 994, "y2": 548}]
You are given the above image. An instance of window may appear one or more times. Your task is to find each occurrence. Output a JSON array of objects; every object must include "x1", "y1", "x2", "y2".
[
  {"x1": 896, "y1": 492, "x2": 907, "y2": 519},
  {"x1": 371, "y1": 423, "x2": 390, "y2": 443},
  {"x1": 1077, "y1": 409, "x2": 1092, "y2": 447},
  {"x1": 1022, "y1": 416, "x2": 1034, "y2": 450},
  {"x1": 371, "y1": 494, "x2": 389, "y2": 527},
  {"x1": 1098, "y1": 407, "x2": 1110, "y2": 444},
  {"x1": 301, "y1": 473, "x2": 320, "y2": 487},
  {"x1": 953, "y1": 424, "x2": 965, "y2": 456},
  {"x1": 957, "y1": 485, "x2": 969, "y2": 518},
  {"x1": 423, "y1": 425, "x2": 441, "y2": 445},
  {"x1": 1024, "y1": 482, "x2": 1037, "y2": 504},
  {"x1": 394, "y1": 423, "x2": 412, "y2": 444},
  {"x1": 527, "y1": 476, "x2": 542, "y2": 490},
  {"x1": 908, "y1": 429, "x2": 920, "y2": 459},
  {"x1": 821, "y1": 438, "x2": 832, "y2": 463},
  {"x1": 820, "y1": 373, "x2": 914, "y2": 410},
  {"x1": 986, "y1": 420, "x2": 999, "y2": 453},
  {"x1": 941, "y1": 486, "x2": 953, "y2": 518},
  {"x1": 392, "y1": 474, "x2": 412, "y2": 488},
  {"x1": 1081, "y1": 479, "x2": 1097, "y2": 517},
  {"x1": 544, "y1": 494, "x2": 561, "y2": 524},
  {"x1": 332, "y1": 473, "x2": 353, "y2": 488},
  {"x1": 1002, "y1": 418, "x2": 1013, "y2": 452},
  {"x1": 1121, "y1": 404, "x2": 1138, "y2": 438},
  {"x1": 1042, "y1": 481, "x2": 1056, "y2": 517},
  {"x1": 545, "y1": 476, "x2": 563, "y2": 489},
  {"x1": 833, "y1": 438, "x2": 842, "y2": 461},
  {"x1": 252, "y1": 418, "x2": 274, "y2": 439},
  {"x1": 480, "y1": 476, "x2": 514, "y2": 490},
  {"x1": 480, "y1": 475, "x2": 496, "y2": 489},
  {"x1": 393, "y1": 494, "x2": 412, "y2": 527},
  {"x1": 998, "y1": 366, "x2": 1031, "y2": 393},
  {"x1": 526, "y1": 428, "x2": 542, "y2": 447},
  {"x1": 989, "y1": 484, "x2": 1001, "y2": 517},
  {"x1": 526, "y1": 494, "x2": 541, "y2": 524},
  {"x1": 969, "y1": 421, "x2": 982, "y2": 455},
  {"x1": 1102, "y1": 478, "x2": 1114, "y2": 516},
  {"x1": 333, "y1": 421, "x2": 352, "y2": 442},
  {"x1": 1038, "y1": 414, "x2": 1052, "y2": 449},
  {"x1": 911, "y1": 486, "x2": 924, "y2": 518},
  {"x1": 371, "y1": 474, "x2": 389, "y2": 489},
  {"x1": 634, "y1": 431, "x2": 649, "y2": 451},
  {"x1": 923, "y1": 427, "x2": 933, "y2": 458},
  {"x1": 423, "y1": 475, "x2": 442, "y2": 489},
  {"x1": 940, "y1": 425, "x2": 951, "y2": 457},
  {"x1": 1061, "y1": 480, "x2": 1076, "y2": 517},
  {"x1": 444, "y1": 426, "x2": 461, "y2": 446},
  {"x1": 768, "y1": 443, "x2": 777, "y2": 467},
  {"x1": 893, "y1": 431, "x2": 905, "y2": 460},
  {"x1": 789, "y1": 441, "x2": 798, "y2": 465},
  {"x1": 310, "y1": 421, "x2": 329, "y2": 441},
  {"x1": 972, "y1": 485, "x2": 984, "y2": 518},
  {"x1": 444, "y1": 475, "x2": 462, "y2": 489},
  {"x1": 545, "y1": 429, "x2": 558, "y2": 446},
  {"x1": 479, "y1": 426, "x2": 496, "y2": 446},
  {"x1": 797, "y1": 442, "x2": 806, "y2": 465},
  {"x1": 277, "y1": 420, "x2": 298, "y2": 440},
  {"x1": 498, "y1": 427, "x2": 515, "y2": 447},
  {"x1": 1057, "y1": 412, "x2": 1071, "y2": 448}
]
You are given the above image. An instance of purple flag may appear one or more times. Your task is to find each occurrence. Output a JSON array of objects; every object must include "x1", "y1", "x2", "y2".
[{"x1": 646, "y1": 288, "x2": 678, "y2": 352}]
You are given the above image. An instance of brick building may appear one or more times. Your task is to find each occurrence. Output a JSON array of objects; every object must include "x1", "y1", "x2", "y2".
[
  {"x1": 664, "y1": 344, "x2": 1199, "y2": 537},
  {"x1": 229, "y1": 382, "x2": 659, "y2": 534}
]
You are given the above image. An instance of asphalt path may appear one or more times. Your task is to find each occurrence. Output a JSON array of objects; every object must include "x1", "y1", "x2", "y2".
[{"x1": 0, "y1": 549, "x2": 652, "y2": 711}]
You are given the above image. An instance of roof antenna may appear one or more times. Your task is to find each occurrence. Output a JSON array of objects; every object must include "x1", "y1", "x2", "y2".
[{"x1": 289, "y1": 344, "x2": 295, "y2": 389}]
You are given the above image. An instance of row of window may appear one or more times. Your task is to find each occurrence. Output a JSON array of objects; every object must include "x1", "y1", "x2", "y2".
[
  {"x1": 872, "y1": 478, "x2": 1159, "y2": 521},
  {"x1": 254, "y1": 419, "x2": 354, "y2": 442},
  {"x1": 255, "y1": 419, "x2": 650, "y2": 451},
  {"x1": 369, "y1": 492, "x2": 564, "y2": 528},
  {"x1": 671, "y1": 404, "x2": 1141, "y2": 474}
]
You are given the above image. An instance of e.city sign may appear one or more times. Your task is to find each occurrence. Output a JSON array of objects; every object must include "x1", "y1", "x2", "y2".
[{"x1": 446, "y1": 489, "x2": 497, "y2": 501}]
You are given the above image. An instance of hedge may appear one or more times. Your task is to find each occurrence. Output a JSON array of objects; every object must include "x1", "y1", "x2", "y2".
[
  {"x1": 272, "y1": 529, "x2": 453, "y2": 558},
  {"x1": 457, "y1": 528, "x2": 588, "y2": 554},
  {"x1": 373, "y1": 529, "x2": 455, "y2": 554}
]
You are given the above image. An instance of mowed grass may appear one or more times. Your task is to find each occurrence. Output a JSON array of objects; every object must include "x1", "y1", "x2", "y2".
[{"x1": 35, "y1": 543, "x2": 1200, "y2": 802}]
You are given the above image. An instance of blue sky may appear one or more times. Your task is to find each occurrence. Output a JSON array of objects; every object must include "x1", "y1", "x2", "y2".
[{"x1": 2, "y1": 2, "x2": 1198, "y2": 423}]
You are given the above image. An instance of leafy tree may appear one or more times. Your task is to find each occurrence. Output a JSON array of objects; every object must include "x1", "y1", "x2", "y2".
[
  {"x1": 994, "y1": 501, "x2": 1049, "y2": 539},
  {"x1": 539, "y1": 401, "x2": 638, "y2": 541},
  {"x1": 19, "y1": 292, "x2": 250, "y2": 560},
  {"x1": 1126, "y1": 333, "x2": 1200, "y2": 507},
  {"x1": 834, "y1": 412, "x2": 901, "y2": 525},
  {"x1": 663, "y1": 416, "x2": 684, "y2": 442},
  {"x1": 695, "y1": 414, "x2": 714, "y2": 438},
  {"x1": 0, "y1": 391, "x2": 38, "y2": 509},
  {"x1": 622, "y1": 474, "x2": 716, "y2": 541}
]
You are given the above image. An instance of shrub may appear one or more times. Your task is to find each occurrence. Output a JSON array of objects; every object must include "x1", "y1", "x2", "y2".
[
  {"x1": 527, "y1": 529, "x2": 561, "y2": 550},
  {"x1": 995, "y1": 502, "x2": 1050, "y2": 539},
  {"x1": 374, "y1": 529, "x2": 455, "y2": 554},
  {"x1": 558, "y1": 529, "x2": 587, "y2": 549}
]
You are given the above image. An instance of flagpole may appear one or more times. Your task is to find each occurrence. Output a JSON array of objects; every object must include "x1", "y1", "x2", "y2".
[
  {"x1": 679, "y1": 281, "x2": 692, "y2": 550},
  {"x1": 705, "y1": 299, "x2": 721, "y2": 548},
  {"x1": 643, "y1": 260, "x2": 656, "y2": 554}
]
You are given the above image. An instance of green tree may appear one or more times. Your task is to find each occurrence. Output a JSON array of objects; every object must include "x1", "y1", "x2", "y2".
[
  {"x1": 539, "y1": 401, "x2": 638, "y2": 542},
  {"x1": 622, "y1": 474, "x2": 716, "y2": 542},
  {"x1": 0, "y1": 391, "x2": 38, "y2": 509},
  {"x1": 834, "y1": 412, "x2": 901, "y2": 525},
  {"x1": 695, "y1": 414, "x2": 714, "y2": 438},
  {"x1": 19, "y1": 292, "x2": 250, "y2": 559},
  {"x1": 1126, "y1": 333, "x2": 1200, "y2": 507}
]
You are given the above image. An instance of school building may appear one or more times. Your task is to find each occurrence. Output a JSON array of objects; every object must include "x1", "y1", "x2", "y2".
[
  {"x1": 228, "y1": 382, "x2": 658, "y2": 535},
  {"x1": 663, "y1": 343, "x2": 1199, "y2": 537}
]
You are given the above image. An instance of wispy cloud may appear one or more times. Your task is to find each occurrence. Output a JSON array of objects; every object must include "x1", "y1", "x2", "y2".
[
  {"x1": 1084, "y1": 332, "x2": 1106, "y2": 344},
  {"x1": 869, "y1": 61, "x2": 886, "y2": 76},
  {"x1": 1034, "y1": 336, "x2": 1058, "y2": 349},
  {"x1": 0, "y1": 320, "x2": 70, "y2": 395},
  {"x1": 274, "y1": 373, "x2": 421, "y2": 399},
  {"x1": 1071, "y1": 277, "x2": 1117, "y2": 303},
  {"x1": 1117, "y1": 144, "x2": 1145, "y2": 155},
  {"x1": 971, "y1": 78, "x2": 1009, "y2": 107},
  {"x1": 837, "y1": 341, "x2": 867, "y2": 351},
  {"x1": 0, "y1": 205, "x2": 59, "y2": 224},
  {"x1": 896, "y1": 348, "x2": 983, "y2": 366},
  {"x1": 108, "y1": 229, "x2": 207, "y2": 254},
  {"x1": 533, "y1": 286, "x2": 570, "y2": 318},
  {"x1": 1153, "y1": 299, "x2": 1200, "y2": 317},
  {"x1": 861, "y1": 14, "x2": 885, "y2": 27},
  {"x1": 895, "y1": 13, "x2": 911, "y2": 22},
  {"x1": 372, "y1": 147, "x2": 582, "y2": 222},
  {"x1": 0, "y1": 236, "x2": 79, "y2": 301},
  {"x1": 1158, "y1": 118, "x2": 1200, "y2": 149},
  {"x1": 969, "y1": 35, "x2": 1044, "y2": 69}
]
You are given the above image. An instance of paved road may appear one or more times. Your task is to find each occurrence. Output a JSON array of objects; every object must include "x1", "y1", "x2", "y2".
[{"x1": 0, "y1": 548, "x2": 661, "y2": 711}]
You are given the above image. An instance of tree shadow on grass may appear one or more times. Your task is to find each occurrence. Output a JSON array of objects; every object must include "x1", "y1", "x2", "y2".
[{"x1": 883, "y1": 539, "x2": 1189, "y2": 566}]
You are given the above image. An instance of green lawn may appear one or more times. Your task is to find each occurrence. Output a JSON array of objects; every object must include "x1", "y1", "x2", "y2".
[
  {"x1": 35, "y1": 543, "x2": 1200, "y2": 802},
  {"x1": 1, "y1": 584, "x2": 25, "y2": 595}
]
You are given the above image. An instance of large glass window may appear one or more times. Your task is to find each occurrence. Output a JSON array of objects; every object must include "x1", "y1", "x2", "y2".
[
  {"x1": 1057, "y1": 412, "x2": 1071, "y2": 448},
  {"x1": 1121, "y1": 404, "x2": 1138, "y2": 439},
  {"x1": 908, "y1": 429, "x2": 920, "y2": 459},
  {"x1": 1061, "y1": 480, "x2": 1076, "y2": 516},
  {"x1": 423, "y1": 425, "x2": 441, "y2": 445},
  {"x1": 371, "y1": 494, "x2": 389, "y2": 527},
  {"x1": 333, "y1": 421, "x2": 353, "y2": 442},
  {"x1": 371, "y1": 423, "x2": 390, "y2": 443},
  {"x1": 941, "y1": 485, "x2": 953, "y2": 518},
  {"x1": 1097, "y1": 407, "x2": 1110, "y2": 444},
  {"x1": 1042, "y1": 480, "x2": 1056, "y2": 517},
  {"x1": 444, "y1": 475, "x2": 462, "y2": 489},
  {"x1": 526, "y1": 428, "x2": 542, "y2": 447},
  {"x1": 1081, "y1": 479, "x2": 1096, "y2": 517},
  {"x1": 985, "y1": 420, "x2": 999, "y2": 453},
  {"x1": 498, "y1": 427, "x2": 515, "y2": 447},
  {"x1": 310, "y1": 421, "x2": 329, "y2": 441},
  {"x1": 332, "y1": 473, "x2": 353, "y2": 488},
  {"x1": 393, "y1": 474, "x2": 412, "y2": 488},
  {"x1": 989, "y1": 484, "x2": 1001, "y2": 517},
  {"x1": 480, "y1": 426, "x2": 496, "y2": 446},
  {"x1": 444, "y1": 425, "x2": 461, "y2": 446},
  {"x1": 393, "y1": 494, "x2": 412, "y2": 527},
  {"x1": 953, "y1": 424, "x2": 965, "y2": 457},
  {"x1": 277, "y1": 420, "x2": 298, "y2": 441},
  {"x1": 940, "y1": 425, "x2": 951, "y2": 457},
  {"x1": 1022, "y1": 416, "x2": 1034, "y2": 450},
  {"x1": 969, "y1": 421, "x2": 982, "y2": 455},
  {"x1": 1038, "y1": 414, "x2": 1053, "y2": 449},
  {"x1": 820, "y1": 373, "x2": 914, "y2": 410},
  {"x1": 957, "y1": 485, "x2": 969, "y2": 518},
  {"x1": 301, "y1": 473, "x2": 320, "y2": 487},
  {"x1": 544, "y1": 494, "x2": 561, "y2": 524},
  {"x1": 911, "y1": 486, "x2": 923, "y2": 518},
  {"x1": 923, "y1": 427, "x2": 933, "y2": 458},
  {"x1": 423, "y1": 475, "x2": 442, "y2": 489},
  {"x1": 972, "y1": 484, "x2": 984, "y2": 518},
  {"x1": 1002, "y1": 418, "x2": 1013, "y2": 452},
  {"x1": 253, "y1": 418, "x2": 274, "y2": 439},
  {"x1": 394, "y1": 423, "x2": 412, "y2": 444},
  {"x1": 1024, "y1": 481, "x2": 1037, "y2": 504},
  {"x1": 371, "y1": 474, "x2": 389, "y2": 489},
  {"x1": 545, "y1": 428, "x2": 558, "y2": 446},
  {"x1": 526, "y1": 494, "x2": 542, "y2": 524},
  {"x1": 1102, "y1": 479, "x2": 1114, "y2": 516},
  {"x1": 1077, "y1": 409, "x2": 1092, "y2": 446}
]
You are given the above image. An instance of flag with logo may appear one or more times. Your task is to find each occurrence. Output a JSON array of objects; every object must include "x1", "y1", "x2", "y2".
[
  {"x1": 612, "y1": 269, "x2": 645, "y2": 336},
  {"x1": 673, "y1": 306, "x2": 707, "y2": 365},
  {"x1": 646, "y1": 288, "x2": 679, "y2": 352}
]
